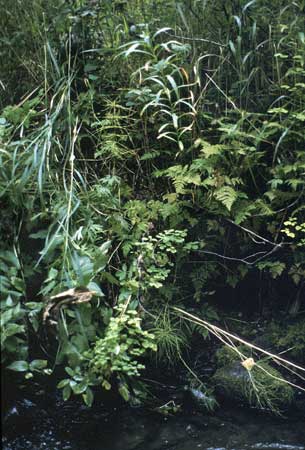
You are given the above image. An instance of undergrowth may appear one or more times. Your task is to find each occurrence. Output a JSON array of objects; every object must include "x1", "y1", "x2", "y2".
[{"x1": 0, "y1": 0, "x2": 304, "y2": 410}]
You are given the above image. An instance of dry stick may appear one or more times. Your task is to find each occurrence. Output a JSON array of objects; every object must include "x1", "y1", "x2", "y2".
[
  {"x1": 173, "y1": 307, "x2": 305, "y2": 373},
  {"x1": 197, "y1": 249, "x2": 259, "y2": 265},
  {"x1": 177, "y1": 310, "x2": 305, "y2": 393},
  {"x1": 273, "y1": 359, "x2": 305, "y2": 383},
  {"x1": 205, "y1": 73, "x2": 238, "y2": 109},
  {"x1": 254, "y1": 361, "x2": 305, "y2": 392},
  {"x1": 180, "y1": 356, "x2": 203, "y2": 386},
  {"x1": 187, "y1": 318, "x2": 281, "y2": 410},
  {"x1": 227, "y1": 219, "x2": 286, "y2": 246},
  {"x1": 203, "y1": 322, "x2": 248, "y2": 362},
  {"x1": 252, "y1": 189, "x2": 305, "y2": 218},
  {"x1": 198, "y1": 244, "x2": 281, "y2": 265}
]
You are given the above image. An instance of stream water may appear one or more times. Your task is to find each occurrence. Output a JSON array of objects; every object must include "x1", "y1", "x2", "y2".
[{"x1": 2, "y1": 393, "x2": 305, "y2": 450}]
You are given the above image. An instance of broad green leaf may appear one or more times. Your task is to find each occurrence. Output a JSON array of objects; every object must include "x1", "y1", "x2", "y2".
[
  {"x1": 87, "y1": 282, "x2": 104, "y2": 297},
  {"x1": 72, "y1": 381, "x2": 88, "y2": 395},
  {"x1": 102, "y1": 380, "x2": 111, "y2": 390},
  {"x1": 83, "y1": 387, "x2": 94, "y2": 407},
  {"x1": 57, "y1": 379, "x2": 69, "y2": 388},
  {"x1": 99, "y1": 240, "x2": 112, "y2": 254},
  {"x1": 7, "y1": 360, "x2": 29, "y2": 372},
  {"x1": 118, "y1": 383, "x2": 130, "y2": 401},
  {"x1": 29, "y1": 359, "x2": 48, "y2": 370},
  {"x1": 63, "y1": 385, "x2": 72, "y2": 401}
]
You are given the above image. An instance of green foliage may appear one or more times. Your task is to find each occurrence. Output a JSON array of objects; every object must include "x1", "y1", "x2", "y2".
[
  {"x1": 1, "y1": 0, "x2": 304, "y2": 410},
  {"x1": 0, "y1": 249, "x2": 50, "y2": 377},
  {"x1": 0, "y1": 250, "x2": 27, "y2": 365},
  {"x1": 281, "y1": 215, "x2": 305, "y2": 247},
  {"x1": 119, "y1": 26, "x2": 197, "y2": 153},
  {"x1": 88, "y1": 306, "x2": 156, "y2": 381},
  {"x1": 57, "y1": 305, "x2": 156, "y2": 404},
  {"x1": 267, "y1": 320, "x2": 305, "y2": 361},
  {"x1": 152, "y1": 307, "x2": 189, "y2": 366}
]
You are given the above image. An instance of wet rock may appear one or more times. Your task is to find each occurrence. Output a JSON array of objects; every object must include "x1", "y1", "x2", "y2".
[
  {"x1": 3, "y1": 398, "x2": 49, "y2": 440},
  {"x1": 184, "y1": 386, "x2": 218, "y2": 412},
  {"x1": 3, "y1": 398, "x2": 36, "y2": 424},
  {"x1": 213, "y1": 362, "x2": 249, "y2": 403},
  {"x1": 252, "y1": 332, "x2": 274, "y2": 350},
  {"x1": 212, "y1": 360, "x2": 294, "y2": 411},
  {"x1": 4, "y1": 405, "x2": 19, "y2": 423},
  {"x1": 294, "y1": 392, "x2": 305, "y2": 418}
]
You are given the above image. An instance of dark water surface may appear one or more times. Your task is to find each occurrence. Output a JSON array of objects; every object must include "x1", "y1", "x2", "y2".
[{"x1": 3, "y1": 395, "x2": 305, "y2": 450}]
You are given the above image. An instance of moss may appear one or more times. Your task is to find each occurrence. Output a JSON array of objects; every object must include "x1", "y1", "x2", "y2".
[
  {"x1": 215, "y1": 344, "x2": 249, "y2": 367},
  {"x1": 213, "y1": 345, "x2": 294, "y2": 414},
  {"x1": 268, "y1": 320, "x2": 305, "y2": 361}
]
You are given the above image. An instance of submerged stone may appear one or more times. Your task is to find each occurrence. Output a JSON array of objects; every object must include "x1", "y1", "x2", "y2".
[{"x1": 184, "y1": 386, "x2": 218, "y2": 412}]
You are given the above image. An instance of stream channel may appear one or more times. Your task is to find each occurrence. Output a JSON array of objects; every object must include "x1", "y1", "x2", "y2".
[{"x1": 2, "y1": 389, "x2": 305, "y2": 450}]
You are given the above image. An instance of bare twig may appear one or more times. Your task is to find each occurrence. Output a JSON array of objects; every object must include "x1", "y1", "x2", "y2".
[
  {"x1": 174, "y1": 307, "x2": 305, "y2": 375},
  {"x1": 227, "y1": 219, "x2": 284, "y2": 246},
  {"x1": 198, "y1": 243, "x2": 282, "y2": 266}
]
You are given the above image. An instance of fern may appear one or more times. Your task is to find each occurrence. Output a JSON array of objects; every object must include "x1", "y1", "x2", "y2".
[
  {"x1": 233, "y1": 202, "x2": 256, "y2": 224},
  {"x1": 215, "y1": 186, "x2": 238, "y2": 211},
  {"x1": 156, "y1": 165, "x2": 201, "y2": 195}
]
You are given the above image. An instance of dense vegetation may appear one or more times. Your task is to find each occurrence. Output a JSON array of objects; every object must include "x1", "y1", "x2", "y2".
[{"x1": 1, "y1": 0, "x2": 304, "y2": 413}]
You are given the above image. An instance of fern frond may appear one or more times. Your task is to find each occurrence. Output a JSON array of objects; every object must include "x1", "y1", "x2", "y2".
[{"x1": 215, "y1": 186, "x2": 238, "y2": 211}]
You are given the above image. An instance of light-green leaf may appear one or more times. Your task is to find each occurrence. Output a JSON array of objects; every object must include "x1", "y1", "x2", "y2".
[
  {"x1": 63, "y1": 385, "x2": 72, "y2": 401},
  {"x1": 83, "y1": 387, "x2": 94, "y2": 407},
  {"x1": 215, "y1": 186, "x2": 238, "y2": 211},
  {"x1": 29, "y1": 359, "x2": 48, "y2": 371},
  {"x1": 7, "y1": 360, "x2": 29, "y2": 372}
]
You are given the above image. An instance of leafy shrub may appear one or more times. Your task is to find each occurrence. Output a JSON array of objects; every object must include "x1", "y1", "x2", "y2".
[
  {"x1": 57, "y1": 305, "x2": 156, "y2": 405},
  {"x1": 88, "y1": 308, "x2": 156, "y2": 383},
  {"x1": 0, "y1": 250, "x2": 27, "y2": 366},
  {"x1": 1, "y1": 0, "x2": 304, "y2": 410}
]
